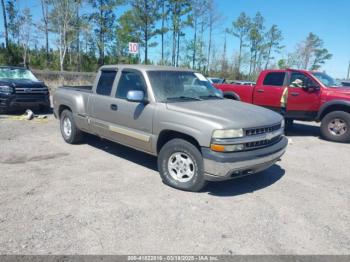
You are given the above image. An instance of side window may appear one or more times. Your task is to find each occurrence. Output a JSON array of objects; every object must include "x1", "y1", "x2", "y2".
[
  {"x1": 290, "y1": 72, "x2": 316, "y2": 88},
  {"x1": 116, "y1": 70, "x2": 147, "y2": 99},
  {"x1": 96, "y1": 70, "x2": 117, "y2": 96},
  {"x1": 263, "y1": 72, "x2": 286, "y2": 86}
]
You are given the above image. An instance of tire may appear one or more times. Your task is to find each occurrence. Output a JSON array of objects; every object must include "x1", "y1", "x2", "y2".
[
  {"x1": 320, "y1": 111, "x2": 350, "y2": 143},
  {"x1": 157, "y1": 138, "x2": 206, "y2": 192},
  {"x1": 60, "y1": 109, "x2": 83, "y2": 144}
]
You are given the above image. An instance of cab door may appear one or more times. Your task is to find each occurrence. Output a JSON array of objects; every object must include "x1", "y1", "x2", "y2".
[
  {"x1": 89, "y1": 68, "x2": 119, "y2": 139},
  {"x1": 108, "y1": 69, "x2": 155, "y2": 153},
  {"x1": 286, "y1": 72, "x2": 321, "y2": 120},
  {"x1": 253, "y1": 71, "x2": 287, "y2": 113}
]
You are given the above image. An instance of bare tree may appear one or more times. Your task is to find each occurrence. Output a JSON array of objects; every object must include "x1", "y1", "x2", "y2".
[
  {"x1": 190, "y1": 0, "x2": 207, "y2": 69},
  {"x1": 40, "y1": 0, "x2": 50, "y2": 66},
  {"x1": 168, "y1": 0, "x2": 191, "y2": 66},
  {"x1": 159, "y1": 0, "x2": 169, "y2": 64},
  {"x1": 264, "y1": 24, "x2": 283, "y2": 69},
  {"x1": 229, "y1": 12, "x2": 250, "y2": 75},
  {"x1": 206, "y1": 0, "x2": 220, "y2": 73},
  {"x1": 50, "y1": 0, "x2": 77, "y2": 72},
  {"x1": 290, "y1": 33, "x2": 332, "y2": 70},
  {"x1": 18, "y1": 8, "x2": 33, "y2": 66}
]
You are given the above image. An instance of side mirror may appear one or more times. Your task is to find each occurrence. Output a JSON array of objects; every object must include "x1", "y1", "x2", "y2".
[{"x1": 126, "y1": 90, "x2": 146, "y2": 103}]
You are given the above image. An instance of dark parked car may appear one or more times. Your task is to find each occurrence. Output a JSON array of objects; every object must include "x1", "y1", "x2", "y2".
[
  {"x1": 230, "y1": 80, "x2": 256, "y2": 86},
  {"x1": 0, "y1": 66, "x2": 50, "y2": 113},
  {"x1": 341, "y1": 81, "x2": 350, "y2": 87},
  {"x1": 207, "y1": 77, "x2": 226, "y2": 84}
]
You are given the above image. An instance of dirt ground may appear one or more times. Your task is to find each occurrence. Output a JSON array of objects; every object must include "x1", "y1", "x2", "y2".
[{"x1": 0, "y1": 113, "x2": 349, "y2": 255}]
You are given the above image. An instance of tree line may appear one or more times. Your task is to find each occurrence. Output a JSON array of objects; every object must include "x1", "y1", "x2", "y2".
[{"x1": 0, "y1": 0, "x2": 333, "y2": 79}]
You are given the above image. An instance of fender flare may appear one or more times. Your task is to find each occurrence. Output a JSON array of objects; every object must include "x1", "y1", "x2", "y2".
[
  {"x1": 223, "y1": 91, "x2": 241, "y2": 101},
  {"x1": 317, "y1": 100, "x2": 350, "y2": 120}
]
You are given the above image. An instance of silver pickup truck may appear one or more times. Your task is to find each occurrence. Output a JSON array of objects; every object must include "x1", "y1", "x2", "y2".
[{"x1": 53, "y1": 65, "x2": 287, "y2": 192}]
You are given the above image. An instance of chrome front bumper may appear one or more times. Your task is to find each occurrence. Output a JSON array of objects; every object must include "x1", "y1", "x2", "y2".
[{"x1": 202, "y1": 136, "x2": 288, "y2": 181}]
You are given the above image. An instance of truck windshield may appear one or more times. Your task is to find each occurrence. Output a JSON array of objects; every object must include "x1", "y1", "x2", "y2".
[
  {"x1": 312, "y1": 72, "x2": 340, "y2": 87},
  {"x1": 147, "y1": 71, "x2": 222, "y2": 102},
  {"x1": 0, "y1": 68, "x2": 39, "y2": 81}
]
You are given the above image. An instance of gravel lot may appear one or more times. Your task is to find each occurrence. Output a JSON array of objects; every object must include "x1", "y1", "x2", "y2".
[{"x1": 0, "y1": 113, "x2": 349, "y2": 255}]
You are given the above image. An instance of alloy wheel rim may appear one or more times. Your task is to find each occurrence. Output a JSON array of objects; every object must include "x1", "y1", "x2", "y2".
[
  {"x1": 168, "y1": 152, "x2": 195, "y2": 183},
  {"x1": 63, "y1": 117, "x2": 72, "y2": 137},
  {"x1": 328, "y1": 118, "x2": 347, "y2": 136}
]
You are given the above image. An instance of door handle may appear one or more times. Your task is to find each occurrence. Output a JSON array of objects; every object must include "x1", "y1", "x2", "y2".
[
  {"x1": 110, "y1": 104, "x2": 118, "y2": 111},
  {"x1": 291, "y1": 92, "x2": 299, "y2": 97},
  {"x1": 257, "y1": 89, "x2": 264, "y2": 93}
]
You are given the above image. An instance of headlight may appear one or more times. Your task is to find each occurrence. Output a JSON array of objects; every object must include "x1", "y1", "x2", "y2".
[
  {"x1": 210, "y1": 143, "x2": 244, "y2": 152},
  {"x1": 0, "y1": 85, "x2": 13, "y2": 94},
  {"x1": 212, "y1": 129, "x2": 244, "y2": 139},
  {"x1": 281, "y1": 119, "x2": 285, "y2": 129}
]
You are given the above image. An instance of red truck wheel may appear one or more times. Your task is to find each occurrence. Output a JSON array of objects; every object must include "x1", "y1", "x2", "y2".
[{"x1": 320, "y1": 111, "x2": 350, "y2": 143}]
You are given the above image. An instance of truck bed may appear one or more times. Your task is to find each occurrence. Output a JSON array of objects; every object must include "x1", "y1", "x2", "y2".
[
  {"x1": 59, "y1": 85, "x2": 93, "y2": 93},
  {"x1": 214, "y1": 83, "x2": 255, "y2": 103}
]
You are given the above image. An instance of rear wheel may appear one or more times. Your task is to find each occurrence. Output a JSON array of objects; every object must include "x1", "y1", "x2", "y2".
[
  {"x1": 60, "y1": 109, "x2": 83, "y2": 144},
  {"x1": 157, "y1": 139, "x2": 206, "y2": 192},
  {"x1": 320, "y1": 111, "x2": 350, "y2": 143}
]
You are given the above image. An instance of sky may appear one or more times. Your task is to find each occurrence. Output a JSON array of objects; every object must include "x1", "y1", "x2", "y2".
[
  {"x1": 1, "y1": 0, "x2": 350, "y2": 78},
  {"x1": 215, "y1": 0, "x2": 350, "y2": 78}
]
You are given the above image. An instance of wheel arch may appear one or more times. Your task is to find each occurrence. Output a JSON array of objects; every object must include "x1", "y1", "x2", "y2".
[
  {"x1": 58, "y1": 104, "x2": 72, "y2": 118},
  {"x1": 156, "y1": 130, "x2": 201, "y2": 154},
  {"x1": 317, "y1": 100, "x2": 350, "y2": 121},
  {"x1": 223, "y1": 91, "x2": 241, "y2": 101}
]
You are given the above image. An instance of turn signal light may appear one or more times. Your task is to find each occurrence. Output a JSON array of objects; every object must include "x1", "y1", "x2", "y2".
[{"x1": 210, "y1": 144, "x2": 226, "y2": 152}]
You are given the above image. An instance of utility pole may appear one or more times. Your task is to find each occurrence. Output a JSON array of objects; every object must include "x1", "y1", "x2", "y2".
[{"x1": 347, "y1": 61, "x2": 350, "y2": 79}]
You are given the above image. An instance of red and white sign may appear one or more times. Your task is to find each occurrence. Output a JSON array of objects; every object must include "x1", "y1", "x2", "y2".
[{"x1": 128, "y1": 42, "x2": 139, "y2": 54}]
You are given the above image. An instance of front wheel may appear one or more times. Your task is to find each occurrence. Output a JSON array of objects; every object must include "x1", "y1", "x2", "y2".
[
  {"x1": 157, "y1": 139, "x2": 206, "y2": 192},
  {"x1": 60, "y1": 109, "x2": 83, "y2": 144},
  {"x1": 320, "y1": 111, "x2": 350, "y2": 143}
]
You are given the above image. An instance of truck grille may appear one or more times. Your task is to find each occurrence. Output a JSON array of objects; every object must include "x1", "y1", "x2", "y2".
[
  {"x1": 15, "y1": 87, "x2": 49, "y2": 95},
  {"x1": 244, "y1": 123, "x2": 282, "y2": 150},
  {"x1": 245, "y1": 124, "x2": 281, "y2": 136},
  {"x1": 14, "y1": 94, "x2": 47, "y2": 102},
  {"x1": 13, "y1": 87, "x2": 49, "y2": 103},
  {"x1": 245, "y1": 135, "x2": 281, "y2": 150}
]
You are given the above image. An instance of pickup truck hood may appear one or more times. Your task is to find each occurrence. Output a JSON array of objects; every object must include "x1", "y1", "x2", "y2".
[
  {"x1": 166, "y1": 99, "x2": 283, "y2": 129},
  {"x1": 324, "y1": 87, "x2": 350, "y2": 101},
  {"x1": 0, "y1": 79, "x2": 46, "y2": 88}
]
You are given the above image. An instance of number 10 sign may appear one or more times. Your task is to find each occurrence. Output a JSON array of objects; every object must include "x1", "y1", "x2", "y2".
[{"x1": 129, "y1": 42, "x2": 139, "y2": 54}]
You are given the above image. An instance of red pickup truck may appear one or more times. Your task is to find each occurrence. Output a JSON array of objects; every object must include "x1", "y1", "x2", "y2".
[{"x1": 214, "y1": 69, "x2": 350, "y2": 143}]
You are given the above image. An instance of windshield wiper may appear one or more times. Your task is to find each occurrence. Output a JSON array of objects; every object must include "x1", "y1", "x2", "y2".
[
  {"x1": 199, "y1": 95, "x2": 223, "y2": 100},
  {"x1": 166, "y1": 96, "x2": 203, "y2": 102}
]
